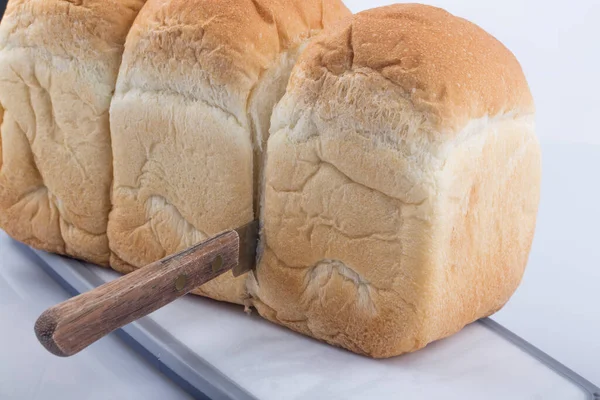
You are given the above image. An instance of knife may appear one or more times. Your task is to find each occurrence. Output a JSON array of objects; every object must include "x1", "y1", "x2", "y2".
[{"x1": 34, "y1": 220, "x2": 259, "y2": 357}]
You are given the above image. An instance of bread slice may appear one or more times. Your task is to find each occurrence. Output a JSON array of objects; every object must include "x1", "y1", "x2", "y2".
[
  {"x1": 250, "y1": 4, "x2": 541, "y2": 357},
  {"x1": 0, "y1": 0, "x2": 145, "y2": 265},
  {"x1": 107, "y1": 0, "x2": 351, "y2": 303}
]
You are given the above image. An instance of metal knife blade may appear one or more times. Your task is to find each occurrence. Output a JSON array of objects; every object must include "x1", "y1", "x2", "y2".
[{"x1": 232, "y1": 219, "x2": 259, "y2": 277}]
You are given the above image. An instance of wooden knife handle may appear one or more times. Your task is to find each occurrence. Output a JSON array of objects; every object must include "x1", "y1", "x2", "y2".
[{"x1": 35, "y1": 230, "x2": 239, "y2": 357}]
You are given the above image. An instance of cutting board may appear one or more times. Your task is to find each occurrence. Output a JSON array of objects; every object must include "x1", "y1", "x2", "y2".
[{"x1": 31, "y1": 248, "x2": 597, "y2": 400}]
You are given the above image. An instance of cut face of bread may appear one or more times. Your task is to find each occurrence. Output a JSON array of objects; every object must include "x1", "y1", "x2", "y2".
[
  {"x1": 107, "y1": 0, "x2": 351, "y2": 304},
  {"x1": 250, "y1": 4, "x2": 541, "y2": 357},
  {"x1": 0, "y1": 0, "x2": 146, "y2": 265}
]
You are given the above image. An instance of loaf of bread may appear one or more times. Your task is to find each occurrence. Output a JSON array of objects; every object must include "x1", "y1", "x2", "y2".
[
  {"x1": 0, "y1": 0, "x2": 146, "y2": 265},
  {"x1": 249, "y1": 4, "x2": 541, "y2": 357},
  {"x1": 0, "y1": 1, "x2": 540, "y2": 358}
]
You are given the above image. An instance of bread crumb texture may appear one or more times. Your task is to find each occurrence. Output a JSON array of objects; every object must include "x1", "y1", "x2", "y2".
[{"x1": 250, "y1": 4, "x2": 540, "y2": 357}]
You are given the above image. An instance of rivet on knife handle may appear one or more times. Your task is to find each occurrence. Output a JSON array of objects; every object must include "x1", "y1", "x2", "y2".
[{"x1": 34, "y1": 230, "x2": 240, "y2": 357}]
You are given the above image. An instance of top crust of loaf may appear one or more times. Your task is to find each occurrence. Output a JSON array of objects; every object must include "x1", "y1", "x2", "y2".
[
  {"x1": 293, "y1": 3, "x2": 534, "y2": 132},
  {"x1": 117, "y1": 0, "x2": 350, "y2": 122},
  {"x1": 0, "y1": 0, "x2": 143, "y2": 57}
]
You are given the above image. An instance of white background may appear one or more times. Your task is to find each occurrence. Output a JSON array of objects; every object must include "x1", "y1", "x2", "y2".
[{"x1": 345, "y1": 0, "x2": 600, "y2": 385}]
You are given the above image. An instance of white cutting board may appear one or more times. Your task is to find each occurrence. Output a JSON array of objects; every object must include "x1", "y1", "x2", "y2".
[
  {"x1": 0, "y1": 233, "x2": 190, "y2": 400},
  {"x1": 32, "y1": 248, "x2": 595, "y2": 400}
]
